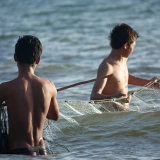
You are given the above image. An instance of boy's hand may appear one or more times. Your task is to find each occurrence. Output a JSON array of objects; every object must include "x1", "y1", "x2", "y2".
[
  {"x1": 114, "y1": 93, "x2": 126, "y2": 98},
  {"x1": 150, "y1": 77, "x2": 160, "y2": 89},
  {"x1": 1, "y1": 102, "x2": 7, "y2": 107},
  {"x1": 126, "y1": 94, "x2": 132, "y2": 103},
  {"x1": 150, "y1": 77, "x2": 158, "y2": 82},
  {"x1": 113, "y1": 94, "x2": 132, "y2": 103}
]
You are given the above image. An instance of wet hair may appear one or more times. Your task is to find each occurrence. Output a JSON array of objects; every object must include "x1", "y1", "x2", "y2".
[
  {"x1": 15, "y1": 35, "x2": 42, "y2": 65},
  {"x1": 109, "y1": 23, "x2": 139, "y2": 49}
]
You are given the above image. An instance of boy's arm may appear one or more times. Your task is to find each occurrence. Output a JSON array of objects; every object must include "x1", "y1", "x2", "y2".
[
  {"x1": 90, "y1": 63, "x2": 111, "y2": 100},
  {"x1": 128, "y1": 74, "x2": 157, "y2": 86},
  {"x1": 47, "y1": 83, "x2": 59, "y2": 121},
  {"x1": 90, "y1": 77, "x2": 109, "y2": 100}
]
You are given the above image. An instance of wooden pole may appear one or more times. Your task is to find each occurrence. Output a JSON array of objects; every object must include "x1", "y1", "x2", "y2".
[
  {"x1": 1, "y1": 74, "x2": 112, "y2": 107},
  {"x1": 57, "y1": 74, "x2": 112, "y2": 92}
]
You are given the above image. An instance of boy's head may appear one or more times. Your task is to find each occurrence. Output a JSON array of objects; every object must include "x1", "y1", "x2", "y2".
[
  {"x1": 15, "y1": 35, "x2": 42, "y2": 65},
  {"x1": 109, "y1": 23, "x2": 139, "y2": 49}
]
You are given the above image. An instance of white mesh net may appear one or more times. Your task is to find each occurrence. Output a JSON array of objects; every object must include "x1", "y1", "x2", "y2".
[
  {"x1": 1, "y1": 79, "x2": 160, "y2": 154},
  {"x1": 129, "y1": 79, "x2": 160, "y2": 111},
  {"x1": 43, "y1": 79, "x2": 160, "y2": 154}
]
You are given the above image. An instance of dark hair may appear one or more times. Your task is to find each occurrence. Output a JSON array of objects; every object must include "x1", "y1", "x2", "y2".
[
  {"x1": 15, "y1": 35, "x2": 42, "y2": 65},
  {"x1": 109, "y1": 23, "x2": 139, "y2": 49}
]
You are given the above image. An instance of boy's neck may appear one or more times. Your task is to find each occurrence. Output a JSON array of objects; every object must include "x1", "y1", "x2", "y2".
[
  {"x1": 109, "y1": 49, "x2": 128, "y2": 63},
  {"x1": 17, "y1": 63, "x2": 37, "y2": 77}
]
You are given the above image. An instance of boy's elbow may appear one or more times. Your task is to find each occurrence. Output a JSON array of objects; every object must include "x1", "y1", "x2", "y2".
[
  {"x1": 53, "y1": 113, "x2": 59, "y2": 121},
  {"x1": 90, "y1": 93, "x2": 96, "y2": 100},
  {"x1": 90, "y1": 95, "x2": 93, "y2": 100},
  {"x1": 47, "y1": 112, "x2": 59, "y2": 121}
]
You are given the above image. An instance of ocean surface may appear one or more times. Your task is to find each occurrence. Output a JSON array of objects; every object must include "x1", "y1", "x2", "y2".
[{"x1": 0, "y1": 0, "x2": 160, "y2": 159}]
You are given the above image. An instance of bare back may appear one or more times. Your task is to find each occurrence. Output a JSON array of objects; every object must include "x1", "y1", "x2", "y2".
[{"x1": 0, "y1": 74, "x2": 59, "y2": 150}]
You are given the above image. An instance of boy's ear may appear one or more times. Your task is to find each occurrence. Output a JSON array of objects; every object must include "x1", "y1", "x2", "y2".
[
  {"x1": 123, "y1": 43, "x2": 127, "y2": 49},
  {"x1": 35, "y1": 57, "x2": 40, "y2": 64},
  {"x1": 123, "y1": 43, "x2": 130, "y2": 49},
  {"x1": 14, "y1": 54, "x2": 18, "y2": 62}
]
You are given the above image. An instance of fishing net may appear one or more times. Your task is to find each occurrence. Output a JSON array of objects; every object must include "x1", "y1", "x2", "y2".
[
  {"x1": 0, "y1": 106, "x2": 9, "y2": 154},
  {"x1": 43, "y1": 79, "x2": 160, "y2": 154},
  {"x1": 1, "y1": 78, "x2": 160, "y2": 154},
  {"x1": 129, "y1": 79, "x2": 160, "y2": 111}
]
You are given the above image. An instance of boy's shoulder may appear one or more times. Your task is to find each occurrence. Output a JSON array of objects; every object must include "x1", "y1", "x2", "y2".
[
  {"x1": 0, "y1": 79, "x2": 15, "y2": 88},
  {"x1": 0, "y1": 81, "x2": 12, "y2": 97},
  {"x1": 34, "y1": 76, "x2": 56, "y2": 89},
  {"x1": 97, "y1": 57, "x2": 114, "y2": 75},
  {"x1": 99, "y1": 57, "x2": 113, "y2": 68},
  {"x1": 0, "y1": 78, "x2": 21, "y2": 95},
  {"x1": 35, "y1": 76, "x2": 54, "y2": 84}
]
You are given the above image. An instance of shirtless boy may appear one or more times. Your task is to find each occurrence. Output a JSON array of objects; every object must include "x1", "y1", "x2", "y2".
[
  {"x1": 90, "y1": 23, "x2": 155, "y2": 102},
  {"x1": 0, "y1": 35, "x2": 59, "y2": 155}
]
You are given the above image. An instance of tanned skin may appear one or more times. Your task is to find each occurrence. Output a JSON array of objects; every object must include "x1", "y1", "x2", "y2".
[
  {"x1": 0, "y1": 36, "x2": 59, "y2": 155},
  {"x1": 91, "y1": 24, "x2": 155, "y2": 101}
]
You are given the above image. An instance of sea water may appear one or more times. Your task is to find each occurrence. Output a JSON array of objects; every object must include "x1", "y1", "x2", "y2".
[{"x1": 0, "y1": 0, "x2": 160, "y2": 159}]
